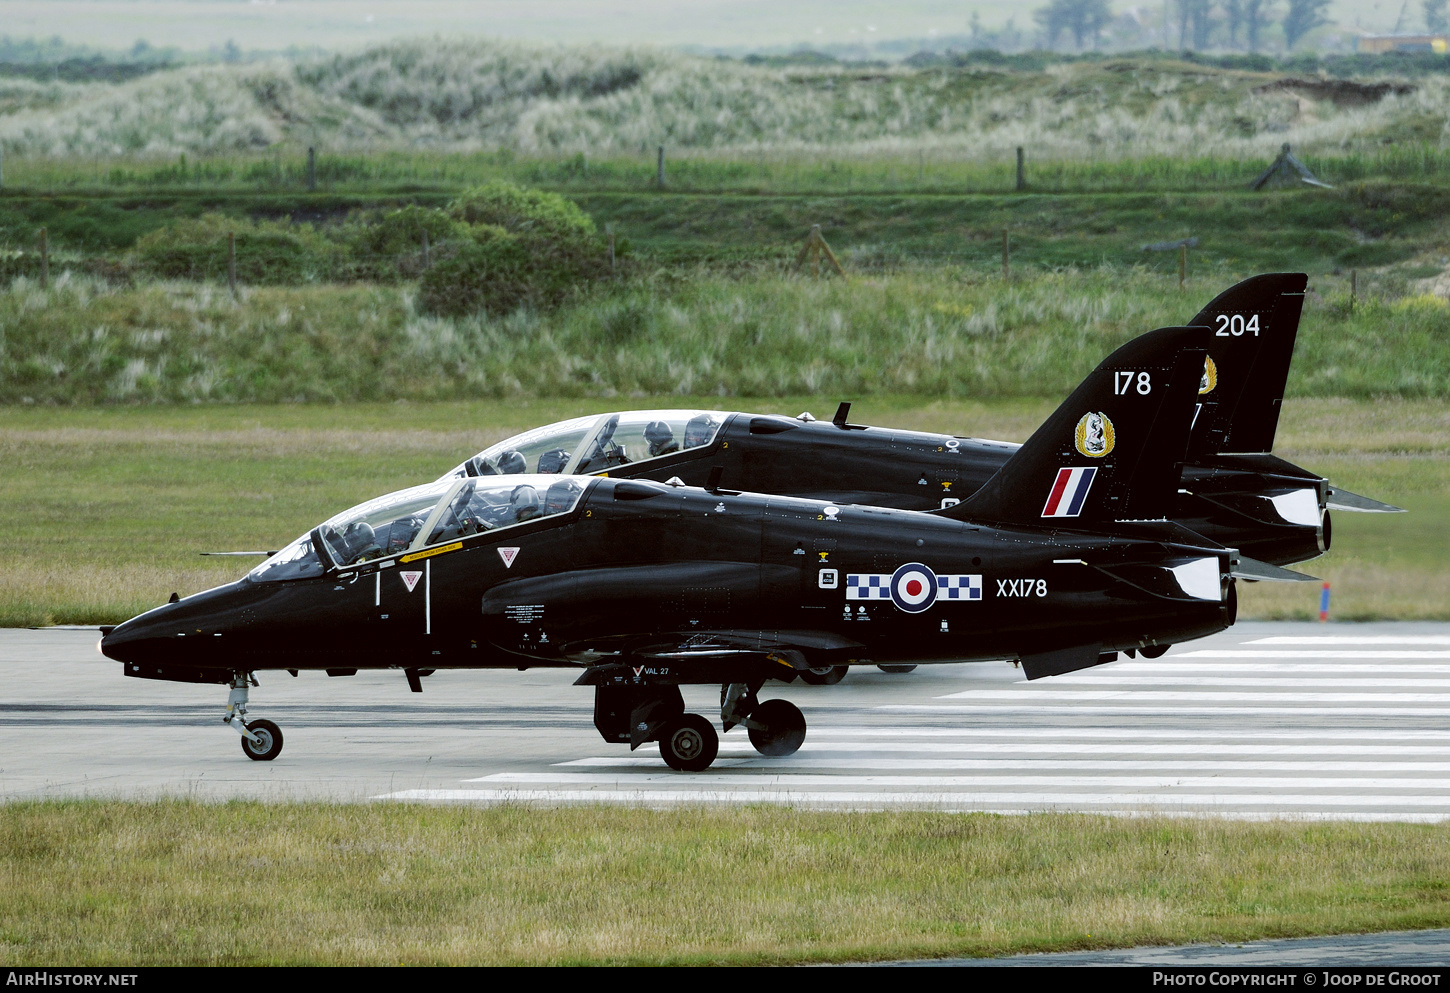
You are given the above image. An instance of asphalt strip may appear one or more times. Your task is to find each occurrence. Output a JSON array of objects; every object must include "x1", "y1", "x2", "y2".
[{"x1": 884, "y1": 928, "x2": 1450, "y2": 967}]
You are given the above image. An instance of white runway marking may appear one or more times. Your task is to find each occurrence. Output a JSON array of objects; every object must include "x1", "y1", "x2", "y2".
[
  {"x1": 1249, "y1": 636, "x2": 1450, "y2": 646},
  {"x1": 373, "y1": 627, "x2": 1450, "y2": 820}
]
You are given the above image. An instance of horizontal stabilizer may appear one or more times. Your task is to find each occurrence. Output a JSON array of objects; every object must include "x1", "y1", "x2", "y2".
[
  {"x1": 1326, "y1": 487, "x2": 1406, "y2": 513},
  {"x1": 1233, "y1": 556, "x2": 1320, "y2": 582}
]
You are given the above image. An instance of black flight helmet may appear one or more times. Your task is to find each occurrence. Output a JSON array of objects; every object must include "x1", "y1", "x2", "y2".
[
  {"x1": 496, "y1": 450, "x2": 527, "y2": 474},
  {"x1": 537, "y1": 447, "x2": 571, "y2": 474},
  {"x1": 644, "y1": 420, "x2": 677, "y2": 457},
  {"x1": 511, "y1": 484, "x2": 542, "y2": 522},
  {"x1": 545, "y1": 480, "x2": 578, "y2": 515},
  {"x1": 683, "y1": 413, "x2": 718, "y2": 449}
]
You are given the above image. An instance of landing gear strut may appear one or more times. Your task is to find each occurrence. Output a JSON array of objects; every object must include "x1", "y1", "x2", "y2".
[{"x1": 224, "y1": 672, "x2": 284, "y2": 761}]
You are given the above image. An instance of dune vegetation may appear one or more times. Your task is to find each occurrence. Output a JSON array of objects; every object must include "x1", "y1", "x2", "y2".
[{"x1": 2, "y1": 39, "x2": 1450, "y2": 166}]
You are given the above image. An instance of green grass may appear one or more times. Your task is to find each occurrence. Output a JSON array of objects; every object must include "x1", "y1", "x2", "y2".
[
  {"x1": 5, "y1": 181, "x2": 1450, "y2": 274},
  {"x1": 0, "y1": 396, "x2": 1440, "y2": 626},
  {"x1": 3, "y1": 800, "x2": 1450, "y2": 965},
  {"x1": 5, "y1": 268, "x2": 1450, "y2": 405}
]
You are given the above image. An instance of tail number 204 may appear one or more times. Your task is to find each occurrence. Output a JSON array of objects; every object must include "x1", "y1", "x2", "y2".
[{"x1": 1216, "y1": 314, "x2": 1260, "y2": 336}]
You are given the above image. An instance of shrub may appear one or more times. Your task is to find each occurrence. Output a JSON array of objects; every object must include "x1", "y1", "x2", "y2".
[
  {"x1": 418, "y1": 182, "x2": 608, "y2": 317},
  {"x1": 132, "y1": 212, "x2": 338, "y2": 284},
  {"x1": 339, "y1": 205, "x2": 471, "y2": 282}
]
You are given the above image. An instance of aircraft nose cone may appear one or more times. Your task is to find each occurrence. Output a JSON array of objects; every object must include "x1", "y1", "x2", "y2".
[{"x1": 99, "y1": 617, "x2": 149, "y2": 664}]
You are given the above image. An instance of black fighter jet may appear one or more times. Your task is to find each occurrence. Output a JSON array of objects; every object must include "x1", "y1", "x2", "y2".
[
  {"x1": 102, "y1": 327, "x2": 1289, "y2": 772},
  {"x1": 442, "y1": 274, "x2": 1400, "y2": 578}
]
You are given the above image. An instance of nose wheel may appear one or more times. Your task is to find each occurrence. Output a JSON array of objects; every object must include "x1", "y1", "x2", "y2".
[
  {"x1": 240, "y1": 719, "x2": 284, "y2": 761},
  {"x1": 224, "y1": 673, "x2": 284, "y2": 761}
]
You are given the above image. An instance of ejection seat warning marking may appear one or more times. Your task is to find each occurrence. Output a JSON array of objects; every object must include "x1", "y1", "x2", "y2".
[
  {"x1": 505, "y1": 605, "x2": 545, "y2": 624},
  {"x1": 401, "y1": 541, "x2": 462, "y2": 564},
  {"x1": 498, "y1": 547, "x2": 520, "y2": 568},
  {"x1": 400, "y1": 571, "x2": 423, "y2": 593}
]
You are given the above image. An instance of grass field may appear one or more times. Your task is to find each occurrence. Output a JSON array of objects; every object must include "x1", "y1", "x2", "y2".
[
  {"x1": 0, "y1": 396, "x2": 1440, "y2": 627},
  {"x1": 6, "y1": 267, "x2": 1450, "y2": 405},
  {"x1": 2, "y1": 800, "x2": 1449, "y2": 965}
]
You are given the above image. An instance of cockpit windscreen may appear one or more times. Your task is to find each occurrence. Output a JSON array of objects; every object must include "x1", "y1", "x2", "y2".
[
  {"x1": 250, "y1": 476, "x2": 588, "y2": 582},
  {"x1": 442, "y1": 410, "x2": 725, "y2": 481}
]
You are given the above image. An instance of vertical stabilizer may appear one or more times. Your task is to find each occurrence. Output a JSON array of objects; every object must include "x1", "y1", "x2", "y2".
[
  {"x1": 943, "y1": 328, "x2": 1205, "y2": 527},
  {"x1": 1184, "y1": 272, "x2": 1306, "y2": 455}
]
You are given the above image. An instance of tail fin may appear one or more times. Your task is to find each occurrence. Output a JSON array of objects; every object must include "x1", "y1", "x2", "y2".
[
  {"x1": 1184, "y1": 272, "x2": 1306, "y2": 455},
  {"x1": 944, "y1": 328, "x2": 1205, "y2": 527}
]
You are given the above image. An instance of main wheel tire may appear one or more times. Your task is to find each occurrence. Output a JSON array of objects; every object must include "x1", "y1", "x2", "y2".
[
  {"x1": 748, "y1": 699, "x2": 807, "y2": 757},
  {"x1": 877, "y1": 664, "x2": 918, "y2": 674},
  {"x1": 659, "y1": 714, "x2": 719, "y2": 772},
  {"x1": 1140, "y1": 644, "x2": 1171, "y2": 659},
  {"x1": 798, "y1": 665, "x2": 848, "y2": 685},
  {"x1": 240, "y1": 719, "x2": 283, "y2": 761}
]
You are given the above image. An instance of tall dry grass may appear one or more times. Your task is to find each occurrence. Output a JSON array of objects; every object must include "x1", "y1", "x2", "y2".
[{"x1": 3, "y1": 40, "x2": 1450, "y2": 163}]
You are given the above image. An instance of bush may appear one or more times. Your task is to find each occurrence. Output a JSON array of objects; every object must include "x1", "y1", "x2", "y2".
[
  {"x1": 418, "y1": 182, "x2": 609, "y2": 317},
  {"x1": 132, "y1": 212, "x2": 338, "y2": 284},
  {"x1": 338, "y1": 205, "x2": 471, "y2": 282}
]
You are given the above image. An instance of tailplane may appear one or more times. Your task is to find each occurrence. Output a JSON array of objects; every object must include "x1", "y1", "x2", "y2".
[{"x1": 943, "y1": 328, "x2": 1205, "y2": 527}]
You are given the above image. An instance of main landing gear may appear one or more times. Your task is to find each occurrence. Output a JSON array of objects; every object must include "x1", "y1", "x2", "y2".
[
  {"x1": 224, "y1": 672, "x2": 284, "y2": 761},
  {"x1": 592, "y1": 677, "x2": 807, "y2": 772}
]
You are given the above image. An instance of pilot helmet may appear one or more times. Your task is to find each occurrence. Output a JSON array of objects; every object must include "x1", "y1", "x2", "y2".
[
  {"x1": 537, "y1": 447, "x2": 571, "y2": 474},
  {"x1": 511, "y1": 484, "x2": 542, "y2": 521},
  {"x1": 644, "y1": 420, "x2": 675, "y2": 456},
  {"x1": 496, "y1": 450, "x2": 527, "y2": 474},
  {"x1": 545, "y1": 480, "x2": 578, "y2": 515},
  {"x1": 683, "y1": 413, "x2": 717, "y2": 449}
]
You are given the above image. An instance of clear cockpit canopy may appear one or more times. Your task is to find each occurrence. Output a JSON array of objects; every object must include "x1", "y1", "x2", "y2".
[
  {"x1": 441, "y1": 410, "x2": 726, "y2": 481},
  {"x1": 249, "y1": 475, "x2": 588, "y2": 582}
]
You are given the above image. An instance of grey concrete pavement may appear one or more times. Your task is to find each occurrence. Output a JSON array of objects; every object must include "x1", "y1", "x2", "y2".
[{"x1": 3, "y1": 621, "x2": 1450, "y2": 816}]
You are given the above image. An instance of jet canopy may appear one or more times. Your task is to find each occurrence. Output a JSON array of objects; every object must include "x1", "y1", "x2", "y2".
[
  {"x1": 249, "y1": 475, "x2": 589, "y2": 583},
  {"x1": 441, "y1": 410, "x2": 727, "y2": 480}
]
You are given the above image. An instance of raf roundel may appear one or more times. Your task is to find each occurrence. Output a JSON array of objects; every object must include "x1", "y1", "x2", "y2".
[{"x1": 890, "y1": 563, "x2": 938, "y2": 614}]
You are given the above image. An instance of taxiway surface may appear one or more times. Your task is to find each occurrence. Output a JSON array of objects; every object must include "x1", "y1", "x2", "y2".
[{"x1": 3, "y1": 621, "x2": 1450, "y2": 818}]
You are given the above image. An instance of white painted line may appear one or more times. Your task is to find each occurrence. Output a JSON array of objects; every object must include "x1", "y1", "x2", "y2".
[
  {"x1": 883, "y1": 705, "x2": 1450, "y2": 717},
  {"x1": 555, "y1": 756, "x2": 1450, "y2": 773},
  {"x1": 1047, "y1": 677, "x2": 1450, "y2": 689},
  {"x1": 1075, "y1": 664, "x2": 1450, "y2": 675},
  {"x1": 1175, "y1": 651, "x2": 1450, "y2": 659},
  {"x1": 804, "y1": 727, "x2": 1450, "y2": 742},
  {"x1": 1247, "y1": 637, "x2": 1450, "y2": 646},
  {"x1": 379, "y1": 788, "x2": 1450, "y2": 809},
  {"x1": 934, "y1": 690, "x2": 1450, "y2": 703},
  {"x1": 472, "y1": 772, "x2": 1450, "y2": 790},
  {"x1": 627, "y1": 741, "x2": 1450, "y2": 757}
]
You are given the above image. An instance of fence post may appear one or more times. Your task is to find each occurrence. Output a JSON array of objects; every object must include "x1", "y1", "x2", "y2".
[
  {"x1": 1001, "y1": 228, "x2": 1010, "y2": 280},
  {"x1": 1015, "y1": 146, "x2": 1025, "y2": 192},
  {"x1": 607, "y1": 225, "x2": 616, "y2": 273},
  {"x1": 228, "y1": 231, "x2": 237, "y2": 300},
  {"x1": 0, "y1": 146, "x2": 5, "y2": 191},
  {"x1": 656, "y1": 145, "x2": 665, "y2": 188},
  {"x1": 1350, "y1": 269, "x2": 1357, "y2": 312},
  {"x1": 307, "y1": 146, "x2": 316, "y2": 191},
  {"x1": 1179, "y1": 243, "x2": 1187, "y2": 290},
  {"x1": 39, "y1": 227, "x2": 48, "y2": 290},
  {"x1": 421, "y1": 230, "x2": 431, "y2": 270}
]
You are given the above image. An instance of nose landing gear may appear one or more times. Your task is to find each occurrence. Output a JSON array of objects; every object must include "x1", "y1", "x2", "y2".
[{"x1": 224, "y1": 672, "x2": 284, "y2": 761}]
